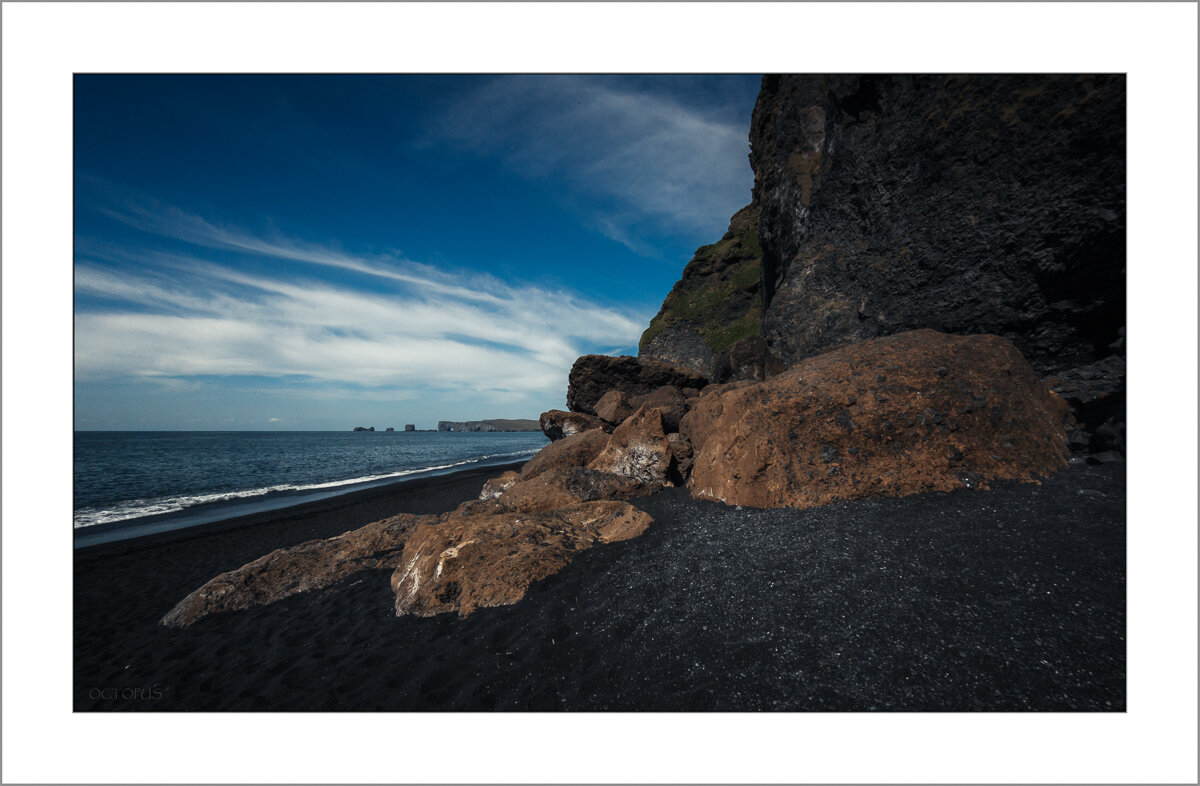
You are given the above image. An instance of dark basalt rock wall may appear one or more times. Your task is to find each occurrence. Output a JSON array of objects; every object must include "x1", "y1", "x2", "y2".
[{"x1": 749, "y1": 74, "x2": 1125, "y2": 376}]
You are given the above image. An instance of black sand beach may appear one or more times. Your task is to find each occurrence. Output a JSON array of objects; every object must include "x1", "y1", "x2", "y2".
[{"x1": 74, "y1": 459, "x2": 1125, "y2": 711}]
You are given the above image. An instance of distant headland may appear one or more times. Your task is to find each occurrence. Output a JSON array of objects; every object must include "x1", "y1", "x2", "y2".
[
  {"x1": 352, "y1": 419, "x2": 539, "y2": 432},
  {"x1": 437, "y1": 419, "x2": 540, "y2": 433}
]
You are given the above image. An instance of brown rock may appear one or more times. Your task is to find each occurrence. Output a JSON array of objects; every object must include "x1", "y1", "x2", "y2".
[
  {"x1": 700, "y1": 379, "x2": 756, "y2": 397},
  {"x1": 520, "y1": 427, "x2": 610, "y2": 481},
  {"x1": 452, "y1": 498, "x2": 504, "y2": 517},
  {"x1": 497, "y1": 465, "x2": 662, "y2": 513},
  {"x1": 629, "y1": 385, "x2": 690, "y2": 433},
  {"x1": 587, "y1": 405, "x2": 675, "y2": 486},
  {"x1": 478, "y1": 470, "x2": 521, "y2": 500},
  {"x1": 594, "y1": 390, "x2": 635, "y2": 425},
  {"x1": 680, "y1": 380, "x2": 756, "y2": 451},
  {"x1": 686, "y1": 329, "x2": 1070, "y2": 509},
  {"x1": 160, "y1": 513, "x2": 434, "y2": 627},
  {"x1": 539, "y1": 409, "x2": 608, "y2": 441},
  {"x1": 594, "y1": 384, "x2": 692, "y2": 433},
  {"x1": 667, "y1": 432, "x2": 694, "y2": 481},
  {"x1": 566, "y1": 355, "x2": 709, "y2": 416},
  {"x1": 391, "y1": 500, "x2": 653, "y2": 618}
]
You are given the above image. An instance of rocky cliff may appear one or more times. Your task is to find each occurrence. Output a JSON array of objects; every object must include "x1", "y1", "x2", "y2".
[
  {"x1": 749, "y1": 74, "x2": 1125, "y2": 377},
  {"x1": 638, "y1": 205, "x2": 764, "y2": 376},
  {"x1": 641, "y1": 75, "x2": 1125, "y2": 382}
]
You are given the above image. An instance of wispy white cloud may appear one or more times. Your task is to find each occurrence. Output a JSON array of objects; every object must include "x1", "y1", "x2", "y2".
[
  {"x1": 76, "y1": 198, "x2": 651, "y2": 405},
  {"x1": 424, "y1": 76, "x2": 753, "y2": 251}
]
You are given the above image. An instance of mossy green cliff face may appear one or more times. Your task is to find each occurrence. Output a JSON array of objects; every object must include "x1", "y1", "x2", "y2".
[{"x1": 638, "y1": 205, "x2": 763, "y2": 376}]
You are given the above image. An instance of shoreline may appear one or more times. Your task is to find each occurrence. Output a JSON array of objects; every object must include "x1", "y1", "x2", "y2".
[
  {"x1": 74, "y1": 460, "x2": 1125, "y2": 711},
  {"x1": 74, "y1": 430, "x2": 548, "y2": 548},
  {"x1": 74, "y1": 460, "x2": 524, "y2": 556}
]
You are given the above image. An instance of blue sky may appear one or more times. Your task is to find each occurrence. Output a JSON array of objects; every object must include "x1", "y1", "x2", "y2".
[{"x1": 74, "y1": 74, "x2": 761, "y2": 430}]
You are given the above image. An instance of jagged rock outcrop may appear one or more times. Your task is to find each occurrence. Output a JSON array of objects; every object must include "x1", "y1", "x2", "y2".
[
  {"x1": 161, "y1": 513, "x2": 433, "y2": 627},
  {"x1": 1045, "y1": 350, "x2": 1125, "y2": 456},
  {"x1": 593, "y1": 386, "x2": 692, "y2": 433},
  {"x1": 567, "y1": 355, "x2": 709, "y2": 417},
  {"x1": 638, "y1": 205, "x2": 764, "y2": 376},
  {"x1": 633, "y1": 74, "x2": 1125, "y2": 453},
  {"x1": 467, "y1": 465, "x2": 663, "y2": 515},
  {"x1": 461, "y1": 408, "x2": 679, "y2": 517},
  {"x1": 711, "y1": 335, "x2": 786, "y2": 384},
  {"x1": 666, "y1": 432, "x2": 694, "y2": 482},
  {"x1": 631, "y1": 386, "x2": 690, "y2": 434},
  {"x1": 478, "y1": 471, "x2": 521, "y2": 500},
  {"x1": 391, "y1": 501, "x2": 653, "y2": 618},
  {"x1": 594, "y1": 390, "x2": 635, "y2": 426},
  {"x1": 437, "y1": 419, "x2": 540, "y2": 432},
  {"x1": 587, "y1": 405, "x2": 675, "y2": 486},
  {"x1": 539, "y1": 410, "x2": 609, "y2": 441},
  {"x1": 749, "y1": 74, "x2": 1125, "y2": 376},
  {"x1": 520, "y1": 428, "x2": 610, "y2": 480},
  {"x1": 162, "y1": 458, "x2": 661, "y2": 625},
  {"x1": 684, "y1": 330, "x2": 1070, "y2": 509}
]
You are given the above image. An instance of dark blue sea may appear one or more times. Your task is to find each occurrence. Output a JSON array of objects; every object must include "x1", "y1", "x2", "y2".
[{"x1": 74, "y1": 430, "x2": 548, "y2": 545}]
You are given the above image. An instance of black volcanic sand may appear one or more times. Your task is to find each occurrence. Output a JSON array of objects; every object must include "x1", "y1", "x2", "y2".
[{"x1": 75, "y1": 460, "x2": 1124, "y2": 711}]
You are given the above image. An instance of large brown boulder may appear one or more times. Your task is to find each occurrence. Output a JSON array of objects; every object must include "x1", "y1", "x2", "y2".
[
  {"x1": 539, "y1": 409, "x2": 608, "y2": 441},
  {"x1": 519, "y1": 428, "x2": 609, "y2": 481},
  {"x1": 391, "y1": 500, "x2": 653, "y2": 618},
  {"x1": 487, "y1": 465, "x2": 662, "y2": 514},
  {"x1": 160, "y1": 513, "x2": 433, "y2": 627},
  {"x1": 684, "y1": 330, "x2": 1070, "y2": 509},
  {"x1": 566, "y1": 355, "x2": 708, "y2": 416},
  {"x1": 587, "y1": 405, "x2": 675, "y2": 486}
]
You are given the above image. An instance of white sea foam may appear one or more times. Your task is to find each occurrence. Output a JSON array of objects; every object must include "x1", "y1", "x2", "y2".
[{"x1": 73, "y1": 448, "x2": 539, "y2": 529}]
